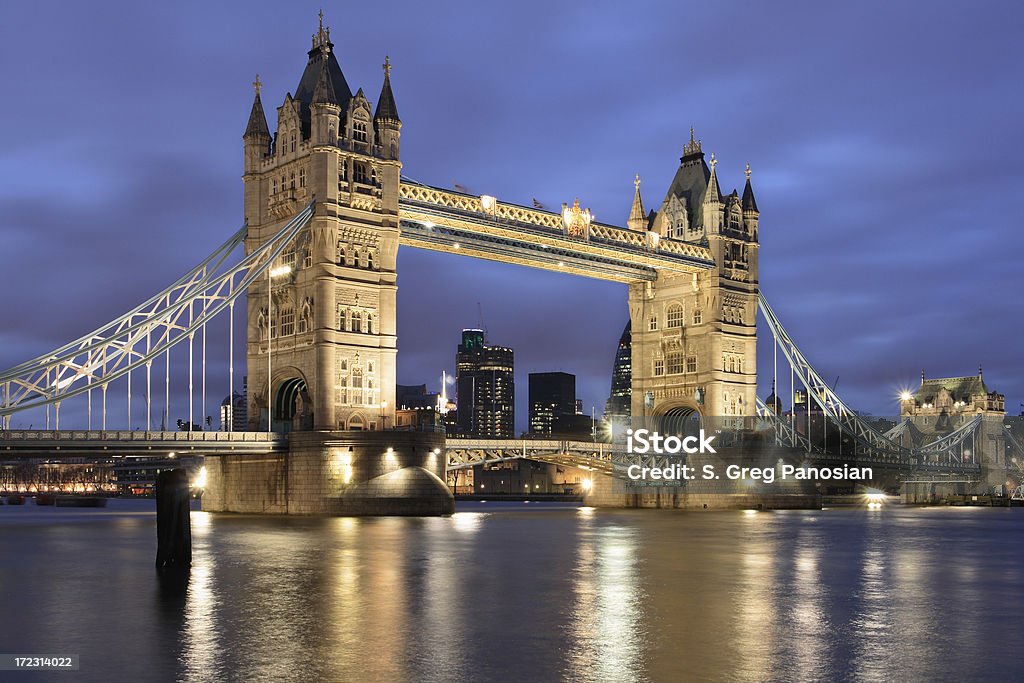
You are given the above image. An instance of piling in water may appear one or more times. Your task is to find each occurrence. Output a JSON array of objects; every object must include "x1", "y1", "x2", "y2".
[{"x1": 155, "y1": 469, "x2": 192, "y2": 571}]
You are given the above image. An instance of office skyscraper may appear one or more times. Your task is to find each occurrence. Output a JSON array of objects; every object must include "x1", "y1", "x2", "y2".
[
  {"x1": 456, "y1": 329, "x2": 514, "y2": 437},
  {"x1": 604, "y1": 321, "x2": 631, "y2": 422},
  {"x1": 529, "y1": 372, "x2": 576, "y2": 435}
]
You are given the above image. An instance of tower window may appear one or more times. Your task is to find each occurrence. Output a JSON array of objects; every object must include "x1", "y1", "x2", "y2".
[
  {"x1": 352, "y1": 311, "x2": 363, "y2": 333},
  {"x1": 367, "y1": 250, "x2": 376, "y2": 270},
  {"x1": 354, "y1": 163, "x2": 368, "y2": 184},
  {"x1": 666, "y1": 352, "x2": 684, "y2": 375},
  {"x1": 280, "y1": 307, "x2": 294, "y2": 336},
  {"x1": 290, "y1": 134, "x2": 296, "y2": 153},
  {"x1": 693, "y1": 309, "x2": 702, "y2": 325},
  {"x1": 648, "y1": 316, "x2": 658, "y2": 331},
  {"x1": 353, "y1": 120, "x2": 368, "y2": 143},
  {"x1": 686, "y1": 356, "x2": 697, "y2": 373},
  {"x1": 666, "y1": 304, "x2": 684, "y2": 328},
  {"x1": 290, "y1": 172, "x2": 296, "y2": 190},
  {"x1": 272, "y1": 178, "x2": 278, "y2": 195},
  {"x1": 653, "y1": 359, "x2": 664, "y2": 376},
  {"x1": 299, "y1": 168, "x2": 306, "y2": 188}
]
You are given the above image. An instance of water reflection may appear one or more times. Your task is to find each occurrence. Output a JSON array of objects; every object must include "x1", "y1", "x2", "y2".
[
  {"x1": 568, "y1": 521, "x2": 646, "y2": 682},
  {"x1": 2, "y1": 503, "x2": 1022, "y2": 682}
]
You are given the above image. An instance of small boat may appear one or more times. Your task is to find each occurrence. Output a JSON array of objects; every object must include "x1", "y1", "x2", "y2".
[{"x1": 6, "y1": 495, "x2": 26, "y2": 505}]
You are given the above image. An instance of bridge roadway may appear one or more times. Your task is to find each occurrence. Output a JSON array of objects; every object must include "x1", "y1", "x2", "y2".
[
  {"x1": 0, "y1": 430, "x2": 285, "y2": 458},
  {"x1": 0, "y1": 431, "x2": 979, "y2": 480}
]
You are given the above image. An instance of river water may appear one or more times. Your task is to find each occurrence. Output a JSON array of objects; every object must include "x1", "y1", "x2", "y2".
[{"x1": 0, "y1": 500, "x2": 1020, "y2": 682}]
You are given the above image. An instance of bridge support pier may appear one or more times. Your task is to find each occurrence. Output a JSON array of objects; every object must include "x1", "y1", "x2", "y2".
[{"x1": 202, "y1": 431, "x2": 452, "y2": 516}]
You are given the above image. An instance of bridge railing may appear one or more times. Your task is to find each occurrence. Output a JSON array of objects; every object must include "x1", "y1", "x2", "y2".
[{"x1": 0, "y1": 430, "x2": 282, "y2": 443}]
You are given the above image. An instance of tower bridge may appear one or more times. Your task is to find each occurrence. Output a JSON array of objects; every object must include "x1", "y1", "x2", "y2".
[{"x1": 0, "y1": 12, "x2": 1017, "y2": 512}]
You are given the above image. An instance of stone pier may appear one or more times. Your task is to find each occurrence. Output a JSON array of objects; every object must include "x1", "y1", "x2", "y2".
[{"x1": 202, "y1": 431, "x2": 453, "y2": 516}]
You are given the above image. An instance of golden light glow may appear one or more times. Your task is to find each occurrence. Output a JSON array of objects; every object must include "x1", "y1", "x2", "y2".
[
  {"x1": 899, "y1": 391, "x2": 912, "y2": 401},
  {"x1": 191, "y1": 465, "x2": 208, "y2": 489},
  {"x1": 581, "y1": 478, "x2": 593, "y2": 491},
  {"x1": 480, "y1": 194, "x2": 497, "y2": 214},
  {"x1": 864, "y1": 488, "x2": 886, "y2": 507},
  {"x1": 269, "y1": 264, "x2": 292, "y2": 278}
]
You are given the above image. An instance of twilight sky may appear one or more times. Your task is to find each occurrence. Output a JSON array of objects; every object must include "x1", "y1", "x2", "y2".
[{"x1": 1, "y1": 1, "x2": 1022, "y2": 431}]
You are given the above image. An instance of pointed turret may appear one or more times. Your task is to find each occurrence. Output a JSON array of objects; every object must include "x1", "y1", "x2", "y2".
[
  {"x1": 312, "y1": 51, "x2": 337, "y2": 105},
  {"x1": 741, "y1": 163, "x2": 758, "y2": 213},
  {"x1": 244, "y1": 75, "x2": 271, "y2": 139},
  {"x1": 374, "y1": 56, "x2": 400, "y2": 123},
  {"x1": 627, "y1": 174, "x2": 646, "y2": 231},
  {"x1": 704, "y1": 153, "x2": 722, "y2": 206},
  {"x1": 702, "y1": 152, "x2": 723, "y2": 235},
  {"x1": 374, "y1": 56, "x2": 402, "y2": 161}
]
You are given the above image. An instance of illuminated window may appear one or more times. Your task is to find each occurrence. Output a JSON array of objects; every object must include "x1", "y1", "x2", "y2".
[{"x1": 666, "y1": 305, "x2": 684, "y2": 328}]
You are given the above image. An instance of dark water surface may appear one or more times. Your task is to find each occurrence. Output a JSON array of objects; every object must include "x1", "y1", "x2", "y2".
[{"x1": 0, "y1": 500, "x2": 1020, "y2": 682}]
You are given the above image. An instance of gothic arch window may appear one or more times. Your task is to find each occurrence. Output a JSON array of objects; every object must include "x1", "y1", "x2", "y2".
[
  {"x1": 257, "y1": 308, "x2": 268, "y2": 340},
  {"x1": 648, "y1": 315, "x2": 658, "y2": 331},
  {"x1": 370, "y1": 166, "x2": 378, "y2": 186},
  {"x1": 693, "y1": 309, "x2": 702, "y2": 325},
  {"x1": 349, "y1": 413, "x2": 365, "y2": 431},
  {"x1": 272, "y1": 178, "x2": 278, "y2": 195},
  {"x1": 366, "y1": 313, "x2": 375, "y2": 334},
  {"x1": 289, "y1": 172, "x2": 296, "y2": 190},
  {"x1": 352, "y1": 310, "x2": 363, "y2": 333},
  {"x1": 329, "y1": 125, "x2": 336, "y2": 143},
  {"x1": 353, "y1": 119, "x2": 368, "y2": 144},
  {"x1": 337, "y1": 242, "x2": 346, "y2": 265},
  {"x1": 666, "y1": 304, "x2": 684, "y2": 329},
  {"x1": 297, "y1": 300, "x2": 311, "y2": 334},
  {"x1": 290, "y1": 133, "x2": 296, "y2": 153},
  {"x1": 367, "y1": 250, "x2": 376, "y2": 270},
  {"x1": 299, "y1": 168, "x2": 306, "y2": 188}
]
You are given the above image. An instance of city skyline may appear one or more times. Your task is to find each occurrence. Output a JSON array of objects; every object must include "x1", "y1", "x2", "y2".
[{"x1": 1, "y1": 2, "x2": 1022, "y2": 432}]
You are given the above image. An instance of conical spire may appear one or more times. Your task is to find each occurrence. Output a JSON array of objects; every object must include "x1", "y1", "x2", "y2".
[
  {"x1": 312, "y1": 51, "x2": 337, "y2": 105},
  {"x1": 703, "y1": 152, "x2": 722, "y2": 205},
  {"x1": 244, "y1": 75, "x2": 271, "y2": 138},
  {"x1": 627, "y1": 174, "x2": 646, "y2": 231},
  {"x1": 374, "y1": 56, "x2": 400, "y2": 123},
  {"x1": 741, "y1": 163, "x2": 758, "y2": 213}
]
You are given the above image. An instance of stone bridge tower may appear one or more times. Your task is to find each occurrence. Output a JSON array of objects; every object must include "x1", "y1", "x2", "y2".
[
  {"x1": 628, "y1": 131, "x2": 759, "y2": 422},
  {"x1": 242, "y1": 13, "x2": 401, "y2": 431}
]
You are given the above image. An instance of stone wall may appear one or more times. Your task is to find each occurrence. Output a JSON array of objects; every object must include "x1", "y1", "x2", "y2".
[{"x1": 203, "y1": 431, "x2": 453, "y2": 516}]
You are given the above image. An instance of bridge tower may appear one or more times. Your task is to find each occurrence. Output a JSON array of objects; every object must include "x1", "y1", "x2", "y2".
[
  {"x1": 628, "y1": 131, "x2": 759, "y2": 422},
  {"x1": 242, "y1": 13, "x2": 401, "y2": 431}
]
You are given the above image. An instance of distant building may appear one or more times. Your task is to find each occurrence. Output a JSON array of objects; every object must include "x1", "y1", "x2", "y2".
[
  {"x1": 603, "y1": 321, "x2": 631, "y2": 423},
  {"x1": 394, "y1": 383, "x2": 445, "y2": 432},
  {"x1": 220, "y1": 378, "x2": 248, "y2": 432},
  {"x1": 529, "y1": 372, "x2": 576, "y2": 435},
  {"x1": 456, "y1": 329, "x2": 514, "y2": 437}
]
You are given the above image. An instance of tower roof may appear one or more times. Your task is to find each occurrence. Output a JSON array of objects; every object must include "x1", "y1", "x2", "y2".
[
  {"x1": 293, "y1": 13, "x2": 353, "y2": 135},
  {"x1": 374, "y1": 56, "x2": 400, "y2": 123},
  {"x1": 244, "y1": 75, "x2": 270, "y2": 138},
  {"x1": 742, "y1": 164, "x2": 758, "y2": 212},
  {"x1": 662, "y1": 127, "x2": 714, "y2": 229}
]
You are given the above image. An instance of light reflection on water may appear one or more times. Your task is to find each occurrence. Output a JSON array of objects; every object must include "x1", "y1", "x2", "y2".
[{"x1": 0, "y1": 502, "x2": 1021, "y2": 682}]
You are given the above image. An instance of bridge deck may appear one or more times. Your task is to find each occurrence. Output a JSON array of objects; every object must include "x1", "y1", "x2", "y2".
[
  {"x1": 398, "y1": 180, "x2": 715, "y2": 283},
  {"x1": 0, "y1": 430, "x2": 286, "y2": 458}
]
